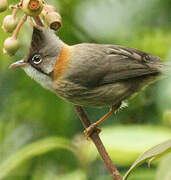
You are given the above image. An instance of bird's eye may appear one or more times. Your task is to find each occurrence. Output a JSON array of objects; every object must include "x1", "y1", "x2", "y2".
[{"x1": 32, "y1": 54, "x2": 42, "y2": 65}]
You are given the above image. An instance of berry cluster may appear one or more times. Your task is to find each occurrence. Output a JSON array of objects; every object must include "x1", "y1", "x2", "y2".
[{"x1": 0, "y1": 0, "x2": 61, "y2": 56}]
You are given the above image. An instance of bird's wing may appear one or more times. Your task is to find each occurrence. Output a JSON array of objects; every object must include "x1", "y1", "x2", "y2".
[
  {"x1": 100, "y1": 45, "x2": 161, "y2": 85},
  {"x1": 68, "y1": 44, "x2": 161, "y2": 87}
]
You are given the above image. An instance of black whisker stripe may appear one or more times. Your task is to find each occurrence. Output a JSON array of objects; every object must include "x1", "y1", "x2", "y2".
[{"x1": 31, "y1": 64, "x2": 51, "y2": 76}]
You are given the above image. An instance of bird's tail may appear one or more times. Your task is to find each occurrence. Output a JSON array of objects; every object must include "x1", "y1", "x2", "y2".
[
  {"x1": 158, "y1": 62, "x2": 171, "y2": 75},
  {"x1": 147, "y1": 62, "x2": 171, "y2": 76}
]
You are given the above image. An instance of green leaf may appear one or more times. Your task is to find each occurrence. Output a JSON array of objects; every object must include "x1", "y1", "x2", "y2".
[
  {"x1": 101, "y1": 126, "x2": 171, "y2": 166},
  {"x1": 156, "y1": 153, "x2": 171, "y2": 180},
  {"x1": 0, "y1": 136, "x2": 76, "y2": 180},
  {"x1": 123, "y1": 139, "x2": 171, "y2": 180}
]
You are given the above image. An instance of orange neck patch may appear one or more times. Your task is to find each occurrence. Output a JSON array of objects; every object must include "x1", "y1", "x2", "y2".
[{"x1": 53, "y1": 44, "x2": 71, "y2": 80}]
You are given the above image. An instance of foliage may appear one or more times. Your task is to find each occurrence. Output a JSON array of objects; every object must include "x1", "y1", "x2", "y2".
[
  {"x1": 156, "y1": 153, "x2": 171, "y2": 180},
  {"x1": 123, "y1": 139, "x2": 171, "y2": 180},
  {"x1": 0, "y1": 137, "x2": 76, "y2": 180}
]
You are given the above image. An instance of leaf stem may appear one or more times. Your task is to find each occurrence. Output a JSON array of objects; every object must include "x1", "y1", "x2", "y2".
[
  {"x1": 12, "y1": 14, "x2": 27, "y2": 39},
  {"x1": 33, "y1": 16, "x2": 44, "y2": 26}
]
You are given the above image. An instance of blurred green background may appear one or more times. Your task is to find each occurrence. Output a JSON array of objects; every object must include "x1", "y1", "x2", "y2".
[{"x1": 0, "y1": 0, "x2": 171, "y2": 180}]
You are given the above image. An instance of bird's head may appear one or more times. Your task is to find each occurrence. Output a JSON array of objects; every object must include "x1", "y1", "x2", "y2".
[{"x1": 9, "y1": 27, "x2": 64, "y2": 91}]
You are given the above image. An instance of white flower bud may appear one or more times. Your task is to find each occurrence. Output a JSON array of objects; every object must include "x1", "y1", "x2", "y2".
[
  {"x1": 44, "y1": 12, "x2": 62, "y2": 31},
  {"x1": 22, "y1": 0, "x2": 43, "y2": 16},
  {"x1": 0, "y1": 0, "x2": 8, "y2": 12},
  {"x1": 3, "y1": 37, "x2": 20, "y2": 56},
  {"x1": 2, "y1": 15, "x2": 18, "y2": 33}
]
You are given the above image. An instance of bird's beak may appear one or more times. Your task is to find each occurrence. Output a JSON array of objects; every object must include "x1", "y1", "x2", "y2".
[{"x1": 9, "y1": 59, "x2": 27, "y2": 69}]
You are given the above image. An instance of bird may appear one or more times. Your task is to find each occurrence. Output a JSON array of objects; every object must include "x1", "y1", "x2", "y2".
[{"x1": 9, "y1": 26, "x2": 170, "y2": 136}]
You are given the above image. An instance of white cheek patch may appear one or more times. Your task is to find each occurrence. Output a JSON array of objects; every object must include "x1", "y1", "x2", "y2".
[{"x1": 22, "y1": 65, "x2": 54, "y2": 92}]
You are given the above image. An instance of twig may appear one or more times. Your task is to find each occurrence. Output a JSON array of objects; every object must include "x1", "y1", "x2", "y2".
[
  {"x1": 33, "y1": 16, "x2": 44, "y2": 26},
  {"x1": 74, "y1": 105, "x2": 123, "y2": 180},
  {"x1": 13, "y1": 14, "x2": 27, "y2": 39}
]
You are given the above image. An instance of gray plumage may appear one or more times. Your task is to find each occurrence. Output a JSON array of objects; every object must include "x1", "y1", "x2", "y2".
[{"x1": 22, "y1": 27, "x2": 169, "y2": 108}]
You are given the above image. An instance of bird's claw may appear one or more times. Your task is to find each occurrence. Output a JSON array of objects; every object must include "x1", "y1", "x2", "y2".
[{"x1": 84, "y1": 124, "x2": 101, "y2": 140}]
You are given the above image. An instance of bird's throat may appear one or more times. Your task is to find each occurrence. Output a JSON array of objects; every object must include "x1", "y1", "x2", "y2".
[{"x1": 22, "y1": 65, "x2": 54, "y2": 92}]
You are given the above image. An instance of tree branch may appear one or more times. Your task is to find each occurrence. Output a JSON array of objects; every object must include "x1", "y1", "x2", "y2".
[{"x1": 74, "y1": 105, "x2": 123, "y2": 180}]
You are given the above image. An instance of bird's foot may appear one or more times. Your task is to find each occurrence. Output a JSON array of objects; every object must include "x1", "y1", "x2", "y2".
[{"x1": 84, "y1": 124, "x2": 101, "y2": 140}]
